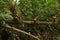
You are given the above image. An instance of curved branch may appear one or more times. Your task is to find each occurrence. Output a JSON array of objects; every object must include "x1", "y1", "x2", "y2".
[{"x1": 4, "y1": 24, "x2": 40, "y2": 40}]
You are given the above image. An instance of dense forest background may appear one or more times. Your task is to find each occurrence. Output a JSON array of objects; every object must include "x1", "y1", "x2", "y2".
[{"x1": 0, "y1": 0, "x2": 60, "y2": 40}]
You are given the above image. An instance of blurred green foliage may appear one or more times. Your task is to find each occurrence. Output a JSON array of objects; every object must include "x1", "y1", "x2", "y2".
[{"x1": 0, "y1": 0, "x2": 60, "y2": 40}]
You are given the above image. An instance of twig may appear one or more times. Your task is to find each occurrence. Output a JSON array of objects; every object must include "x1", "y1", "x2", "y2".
[
  {"x1": 4, "y1": 24, "x2": 40, "y2": 40},
  {"x1": 6, "y1": 20, "x2": 58, "y2": 24},
  {"x1": 21, "y1": 21, "x2": 58, "y2": 24}
]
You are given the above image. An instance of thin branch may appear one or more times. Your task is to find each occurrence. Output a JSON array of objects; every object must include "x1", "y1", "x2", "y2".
[
  {"x1": 4, "y1": 24, "x2": 40, "y2": 40},
  {"x1": 6, "y1": 20, "x2": 58, "y2": 24},
  {"x1": 20, "y1": 21, "x2": 58, "y2": 24}
]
